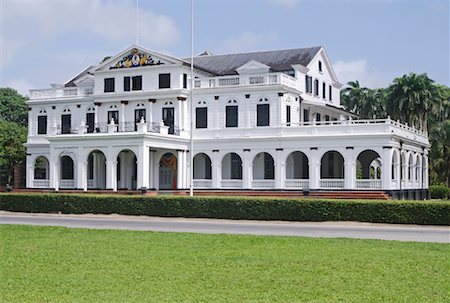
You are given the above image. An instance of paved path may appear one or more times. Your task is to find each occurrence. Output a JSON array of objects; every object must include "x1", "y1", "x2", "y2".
[{"x1": 0, "y1": 212, "x2": 448, "y2": 243}]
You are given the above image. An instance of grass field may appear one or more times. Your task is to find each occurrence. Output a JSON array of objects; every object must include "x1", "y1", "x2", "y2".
[{"x1": 1, "y1": 225, "x2": 448, "y2": 302}]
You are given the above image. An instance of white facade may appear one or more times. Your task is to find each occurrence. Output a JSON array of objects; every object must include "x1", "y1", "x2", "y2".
[{"x1": 26, "y1": 45, "x2": 429, "y2": 197}]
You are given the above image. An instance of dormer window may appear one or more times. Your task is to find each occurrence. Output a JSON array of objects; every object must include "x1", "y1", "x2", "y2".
[{"x1": 319, "y1": 61, "x2": 323, "y2": 72}]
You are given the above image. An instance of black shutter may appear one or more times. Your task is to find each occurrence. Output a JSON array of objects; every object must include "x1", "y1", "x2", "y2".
[
  {"x1": 86, "y1": 113, "x2": 95, "y2": 133},
  {"x1": 37, "y1": 116, "x2": 47, "y2": 134},
  {"x1": 61, "y1": 114, "x2": 71, "y2": 134},
  {"x1": 226, "y1": 106, "x2": 238, "y2": 127},
  {"x1": 195, "y1": 107, "x2": 207, "y2": 128},
  {"x1": 286, "y1": 105, "x2": 291, "y2": 126},
  {"x1": 257, "y1": 104, "x2": 269, "y2": 126},
  {"x1": 132, "y1": 76, "x2": 142, "y2": 90},
  {"x1": 124, "y1": 77, "x2": 130, "y2": 91},
  {"x1": 183, "y1": 73, "x2": 188, "y2": 89}
]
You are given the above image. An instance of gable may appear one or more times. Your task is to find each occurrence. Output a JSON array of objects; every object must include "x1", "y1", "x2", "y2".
[
  {"x1": 307, "y1": 48, "x2": 340, "y2": 84},
  {"x1": 235, "y1": 60, "x2": 270, "y2": 75},
  {"x1": 94, "y1": 45, "x2": 185, "y2": 72}
]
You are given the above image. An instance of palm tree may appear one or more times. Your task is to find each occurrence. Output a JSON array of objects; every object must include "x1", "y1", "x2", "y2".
[
  {"x1": 386, "y1": 73, "x2": 438, "y2": 132},
  {"x1": 341, "y1": 81, "x2": 367, "y2": 116}
]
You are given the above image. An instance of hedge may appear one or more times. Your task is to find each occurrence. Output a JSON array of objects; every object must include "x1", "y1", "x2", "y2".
[
  {"x1": 430, "y1": 185, "x2": 449, "y2": 199},
  {"x1": 1, "y1": 193, "x2": 449, "y2": 225}
]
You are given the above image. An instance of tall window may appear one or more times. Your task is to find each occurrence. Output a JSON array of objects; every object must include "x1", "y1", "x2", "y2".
[
  {"x1": 104, "y1": 78, "x2": 115, "y2": 93},
  {"x1": 303, "y1": 109, "x2": 309, "y2": 122},
  {"x1": 329, "y1": 85, "x2": 332, "y2": 101},
  {"x1": 162, "y1": 107, "x2": 175, "y2": 134},
  {"x1": 61, "y1": 114, "x2": 71, "y2": 134},
  {"x1": 132, "y1": 76, "x2": 142, "y2": 90},
  {"x1": 314, "y1": 79, "x2": 319, "y2": 96},
  {"x1": 257, "y1": 104, "x2": 270, "y2": 126},
  {"x1": 37, "y1": 116, "x2": 47, "y2": 134},
  {"x1": 305, "y1": 76, "x2": 313, "y2": 93},
  {"x1": 316, "y1": 113, "x2": 321, "y2": 122},
  {"x1": 86, "y1": 112, "x2": 95, "y2": 133},
  {"x1": 124, "y1": 77, "x2": 131, "y2": 91},
  {"x1": 231, "y1": 153, "x2": 242, "y2": 179},
  {"x1": 226, "y1": 106, "x2": 238, "y2": 127},
  {"x1": 195, "y1": 107, "x2": 208, "y2": 128},
  {"x1": 61, "y1": 156, "x2": 74, "y2": 180},
  {"x1": 319, "y1": 61, "x2": 323, "y2": 72},
  {"x1": 159, "y1": 73, "x2": 171, "y2": 89},
  {"x1": 134, "y1": 109, "x2": 146, "y2": 130},
  {"x1": 286, "y1": 105, "x2": 291, "y2": 126},
  {"x1": 322, "y1": 83, "x2": 326, "y2": 99},
  {"x1": 264, "y1": 153, "x2": 274, "y2": 179},
  {"x1": 183, "y1": 73, "x2": 188, "y2": 89}
]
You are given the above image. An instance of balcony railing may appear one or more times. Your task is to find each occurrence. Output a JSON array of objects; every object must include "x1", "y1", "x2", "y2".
[
  {"x1": 355, "y1": 179, "x2": 382, "y2": 189},
  {"x1": 252, "y1": 179, "x2": 275, "y2": 189},
  {"x1": 285, "y1": 179, "x2": 309, "y2": 189},
  {"x1": 59, "y1": 180, "x2": 75, "y2": 188},
  {"x1": 221, "y1": 180, "x2": 243, "y2": 189},
  {"x1": 193, "y1": 179, "x2": 213, "y2": 189},
  {"x1": 33, "y1": 180, "x2": 49, "y2": 188},
  {"x1": 194, "y1": 72, "x2": 298, "y2": 90},
  {"x1": 30, "y1": 87, "x2": 94, "y2": 100},
  {"x1": 319, "y1": 179, "x2": 345, "y2": 189}
]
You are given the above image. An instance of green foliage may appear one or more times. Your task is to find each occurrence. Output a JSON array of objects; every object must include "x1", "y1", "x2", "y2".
[
  {"x1": 2, "y1": 225, "x2": 448, "y2": 303},
  {"x1": 341, "y1": 74, "x2": 450, "y2": 186},
  {"x1": 0, "y1": 87, "x2": 28, "y2": 127},
  {"x1": 1, "y1": 194, "x2": 449, "y2": 225},
  {"x1": 429, "y1": 185, "x2": 449, "y2": 199}
]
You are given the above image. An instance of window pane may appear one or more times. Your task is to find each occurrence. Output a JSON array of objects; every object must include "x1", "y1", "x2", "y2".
[
  {"x1": 61, "y1": 114, "x2": 71, "y2": 134},
  {"x1": 86, "y1": 113, "x2": 95, "y2": 133},
  {"x1": 132, "y1": 76, "x2": 142, "y2": 90},
  {"x1": 183, "y1": 73, "x2": 187, "y2": 89},
  {"x1": 104, "y1": 78, "x2": 115, "y2": 92},
  {"x1": 226, "y1": 106, "x2": 238, "y2": 127},
  {"x1": 257, "y1": 104, "x2": 269, "y2": 126},
  {"x1": 329, "y1": 85, "x2": 332, "y2": 101},
  {"x1": 303, "y1": 109, "x2": 309, "y2": 122},
  {"x1": 314, "y1": 79, "x2": 319, "y2": 96},
  {"x1": 322, "y1": 83, "x2": 326, "y2": 98},
  {"x1": 37, "y1": 116, "x2": 47, "y2": 134},
  {"x1": 286, "y1": 105, "x2": 291, "y2": 125},
  {"x1": 162, "y1": 107, "x2": 175, "y2": 134},
  {"x1": 124, "y1": 77, "x2": 130, "y2": 91},
  {"x1": 196, "y1": 107, "x2": 207, "y2": 128},
  {"x1": 159, "y1": 73, "x2": 171, "y2": 89}
]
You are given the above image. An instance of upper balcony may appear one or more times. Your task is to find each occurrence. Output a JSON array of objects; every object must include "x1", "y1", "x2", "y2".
[
  {"x1": 29, "y1": 87, "x2": 94, "y2": 100},
  {"x1": 194, "y1": 72, "x2": 299, "y2": 91}
]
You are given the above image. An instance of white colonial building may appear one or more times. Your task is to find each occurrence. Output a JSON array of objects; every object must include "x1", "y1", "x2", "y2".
[{"x1": 26, "y1": 45, "x2": 429, "y2": 198}]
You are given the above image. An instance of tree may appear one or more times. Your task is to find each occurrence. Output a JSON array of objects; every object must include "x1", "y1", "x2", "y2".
[
  {"x1": 0, "y1": 87, "x2": 28, "y2": 126},
  {"x1": 386, "y1": 73, "x2": 438, "y2": 132},
  {"x1": 0, "y1": 88, "x2": 29, "y2": 185},
  {"x1": 341, "y1": 81, "x2": 365, "y2": 116}
]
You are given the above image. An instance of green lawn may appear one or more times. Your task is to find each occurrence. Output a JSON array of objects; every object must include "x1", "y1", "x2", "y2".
[{"x1": 1, "y1": 225, "x2": 448, "y2": 302}]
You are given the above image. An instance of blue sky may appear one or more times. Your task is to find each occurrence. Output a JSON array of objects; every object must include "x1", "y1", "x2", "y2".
[{"x1": 0, "y1": 0, "x2": 448, "y2": 96}]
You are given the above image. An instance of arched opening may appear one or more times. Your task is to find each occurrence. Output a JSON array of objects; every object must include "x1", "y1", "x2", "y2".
[
  {"x1": 356, "y1": 150, "x2": 382, "y2": 189},
  {"x1": 221, "y1": 153, "x2": 242, "y2": 188},
  {"x1": 285, "y1": 151, "x2": 309, "y2": 189},
  {"x1": 60, "y1": 155, "x2": 75, "y2": 188},
  {"x1": 87, "y1": 150, "x2": 106, "y2": 189},
  {"x1": 159, "y1": 153, "x2": 177, "y2": 190},
  {"x1": 391, "y1": 152, "x2": 398, "y2": 180},
  {"x1": 117, "y1": 149, "x2": 137, "y2": 190},
  {"x1": 193, "y1": 153, "x2": 212, "y2": 179},
  {"x1": 286, "y1": 151, "x2": 309, "y2": 179},
  {"x1": 34, "y1": 156, "x2": 49, "y2": 180},
  {"x1": 320, "y1": 151, "x2": 344, "y2": 179},
  {"x1": 252, "y1": 152, "x2": 274, "y2": 189},
  {"x1": 408, "y1": 154, "x2": 414, "y2": 182},
  {"x1": 416, "y1": 155, "x2": 421, "y2": 187}
]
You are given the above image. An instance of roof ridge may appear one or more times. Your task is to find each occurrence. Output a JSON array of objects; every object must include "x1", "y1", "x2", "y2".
[{"x1": 188, "y1": 46, "x2": 322, "y2": 58}]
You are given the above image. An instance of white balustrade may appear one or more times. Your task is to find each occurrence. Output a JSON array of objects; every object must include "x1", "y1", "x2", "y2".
[
  {"x1": 285, "y1": 179, "x2": 309, "y2": 189},
  {"x1": 221, "y1": 180, "x2": 243, "y2": 189},
  {"x1": 87, "y1": 180, "x2": 95, "y2": 188},
  {"x1": 193, "y1": 179, "x2": 213, "y2": 189},
  {"x1": 355, "y1": 179, "x2": 382, "y2": 189},
  {"x1": 319, "y1": 179, "x2": 345, "y2": 189},
  {"x1": 252, "y1": 180, "x2": 275, "y2": 189},
  {"x1": 59, "y1": 180, "x2": 75, "y2": 188},
  {"x1": 33, "y1": 180, "x2": 49, "y2": 188}
]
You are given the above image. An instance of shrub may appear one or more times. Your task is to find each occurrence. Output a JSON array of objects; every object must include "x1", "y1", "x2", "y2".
[
  {"x1": 0, "y1": 193, "x2": 449, "y2": 225},
  {"x1": 430, "y1": 185, "x2": 449, "y2": 199}
]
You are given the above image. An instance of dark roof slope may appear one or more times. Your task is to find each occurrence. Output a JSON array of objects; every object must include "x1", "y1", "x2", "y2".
[
  {"x1": 64, "y1": 66, "x2": 95, "y2": 87},
  {"x1": 183, "y1": 47, "x2": 321, "y2": 76}
]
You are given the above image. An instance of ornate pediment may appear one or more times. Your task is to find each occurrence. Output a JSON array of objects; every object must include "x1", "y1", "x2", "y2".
[{"x1": 110, "y1": 48, "x2": 164, "y2": 69}]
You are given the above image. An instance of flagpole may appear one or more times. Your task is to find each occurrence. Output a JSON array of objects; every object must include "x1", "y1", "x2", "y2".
[
  {"x1": 136, "y1": 0, "x2": 139, "y2": 45},
  {"x1": 189, "y1": 0, "x2": 194, "y2": 197}
]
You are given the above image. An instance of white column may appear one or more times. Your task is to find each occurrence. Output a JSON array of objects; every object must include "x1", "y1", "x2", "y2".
[
  {"x1": 344, "y1": 149, "x2": 355, "y2": 190},
  {"x1": 309, "y1": 150, "x2": 319, "y2": 190},
  {"x1": 120, "y1": 103, "x2": 125, "y2": 130},
  {"x1": 243, "y1": 151, "x2": 252, "y2": 189},
  {"x1": 183, "y1": 151, "x2": 188, "y2": 188},
  {"x1": 137, "y1": 146, "x2": 149, "y2": 189},
  {"x1": 26, "y1": 156, "x2": 33, "y2": 188},
  {"x1": 77, "y1": 161, "x2": 87, "y2": 191},
  {"x1": 106, "y1": 160, "x2": 117, "y2": 191},
  {"x1": 423, "y1": 155, "x2": 429, "y2": 189},
  {"x1": 49, "y1": 155, "x2": 59, "y2": 191},
  {"x1": 381, "y1": 148, "x2": 392, "y2": 190},
  {"x1": 148, "y1": 150, "x2": 154, "y2": 189},
  {"x1": 176, "y1": 150, "x2": 183, "y2": 189},
  {"x1": 275, "y1": 150, "x2": 284, "y2": 189},
  {"x1": 212, "y1": 152, "x2": 221, "y2": 189}
]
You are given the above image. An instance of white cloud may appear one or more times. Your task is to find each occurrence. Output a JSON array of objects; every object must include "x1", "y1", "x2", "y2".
[
  {"x1": 333, "y1": 59, "x2": 389, "y2": 88},
  {"x1": 1, "y1": 0, "x2": 179, "y2": 68},
  {"x1": 269, "y1": 0, "x2": 301, "y2": 8},
  {"x1": 224, "y1": 31, "x2": 278, "y2": 53}
]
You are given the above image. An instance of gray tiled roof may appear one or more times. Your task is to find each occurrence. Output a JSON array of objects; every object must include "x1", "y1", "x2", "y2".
[
  {"x1": 64, "y1": 66, "x2": 95, "y2": 87},
  {"x1": 183, "y1": 47, "x2": 322, "y2": 76}
]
